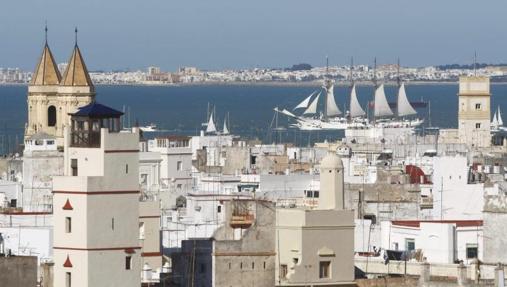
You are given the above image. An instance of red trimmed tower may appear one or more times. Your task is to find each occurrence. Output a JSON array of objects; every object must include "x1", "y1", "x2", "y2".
[{"x1": 52, "y1": 102, "x2": 141, "y2": 287}]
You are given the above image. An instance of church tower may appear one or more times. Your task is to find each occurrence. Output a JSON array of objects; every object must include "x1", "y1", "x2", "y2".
[
  {"x1": 25, "y1": 26, "x2": 62, "y2": 140},
  {"x1": 25, "y1": 28, "x2": 95, "y2": 146}
]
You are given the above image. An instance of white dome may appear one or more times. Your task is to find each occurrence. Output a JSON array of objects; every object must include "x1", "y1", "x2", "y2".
[{"x1": 320, "y1": 151, "x2": 343, "y2": 169}]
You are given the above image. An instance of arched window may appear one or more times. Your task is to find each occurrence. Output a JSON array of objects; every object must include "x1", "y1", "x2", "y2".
[{"x1": 48, "y1": 106, "x2": 56, "y2": 127}]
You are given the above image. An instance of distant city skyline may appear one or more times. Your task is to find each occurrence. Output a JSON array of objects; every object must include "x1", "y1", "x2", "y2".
[{"x1": 2, "y1": 0, "x2": 507, "y2": 71}]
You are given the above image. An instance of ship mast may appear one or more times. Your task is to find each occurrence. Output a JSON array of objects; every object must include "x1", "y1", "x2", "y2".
[
  {"x1": 350, "y1": 57, "x2": 354, "y2": 87},
  {"x1": 372, "y1": 57, "x2": 377, "y2": 122},
  {"x1": 323, "y1": 56, "x2": 329, "y2": 121},
  {"x1": 350, "y1": 57, "x2": 354, "y2": 120},
  {"x1": 397, "y1": 58, "x2": 401, "y2": 88}
]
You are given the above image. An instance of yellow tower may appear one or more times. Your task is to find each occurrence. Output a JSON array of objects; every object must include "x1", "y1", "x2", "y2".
[
  {"x1": 25, "y1": 28, "x2": 62, "y2": 140},
  {"x1": 458, "y1": 76, "x2": 491, "y2": 148},
  {"x1": 25, "y1": 28, "x2": 95, "y2": 146}
]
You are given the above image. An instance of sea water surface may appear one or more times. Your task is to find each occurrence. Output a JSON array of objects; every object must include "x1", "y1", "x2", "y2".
[{"x1": 1, "y1": 83, "x2": 506, "y2": 154}]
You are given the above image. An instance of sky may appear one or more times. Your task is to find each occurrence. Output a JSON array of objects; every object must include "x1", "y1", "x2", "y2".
[{"x1": 1, "y1": 0, "x2": 507, "y2": 71}]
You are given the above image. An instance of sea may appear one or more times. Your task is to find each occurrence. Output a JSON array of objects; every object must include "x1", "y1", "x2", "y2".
[{"x1": 1, "y1": 83, "x2": 506, "y2": 154}]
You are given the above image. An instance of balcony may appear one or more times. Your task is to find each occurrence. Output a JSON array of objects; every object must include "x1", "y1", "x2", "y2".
[
  {"x1": 420, "y1": 196, "x2": 433, "y2": 209},
  {"x1": 230, "y1": 213, "x2": 254, "y2": 229}
]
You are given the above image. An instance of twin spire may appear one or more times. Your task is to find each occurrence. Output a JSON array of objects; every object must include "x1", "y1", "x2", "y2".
[{"x1": 31, "y1": 25, "x2": 93, "y2": 88}]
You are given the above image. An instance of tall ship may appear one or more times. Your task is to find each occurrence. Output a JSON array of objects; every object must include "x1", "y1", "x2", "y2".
[
  {"x1": 355, "y1": 58, "x2": 423, "y2": 129},
  {"x1": 275, "y1": 58, "x2": 423, "y2": 131}
]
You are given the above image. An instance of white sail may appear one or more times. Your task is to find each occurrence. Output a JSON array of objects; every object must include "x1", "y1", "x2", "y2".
[
  {"x1": 349, "y1": 84, "x2": 366, "y2": 118},
  {"x1": 498, "y1": 107, "x2": 504, "y2": 126},
  {"x1": 303, "y1": 92, "x2": 320, "y2": 115},
  {"x1": 206, "y1": 113, "x2": 217, "y2": 133},
  {"x1": 223, "y1": 118, "x2": 229, "y2": 135},
  {"x1": 325, "y1": 84, "x2": 341, "y2": 117},
  {"x1": 281, "y1": 109, "x2": 297, "y2": 118},
  {"x1": 294, "y1": 92, "x2": 315, "y2": 110},
  {"x1": 492, "y1": 109, "x2": 499, "y2": 128},
  {"x1": 374, "y1": 84, "x2": 394, "y2": 118},
  {"x1": 397, "y1": 83, "x2": 417, "y2": 117}
]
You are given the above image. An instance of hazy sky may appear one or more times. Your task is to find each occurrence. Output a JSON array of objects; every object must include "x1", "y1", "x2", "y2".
[{"x1": 2, "y1": 0, "x2": 507, "y2": 71}]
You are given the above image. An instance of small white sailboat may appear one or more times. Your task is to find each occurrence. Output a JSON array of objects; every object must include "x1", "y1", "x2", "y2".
[
  {"x1": 222, "y1": 113, "x2": 230, "y2": 135},
  {"x1": 498, "y1": 106, "x2": 504, "y2": 127},
  {"x1": 492, "y1": 106, "x2": 504, "y2": 131},
  {"x1": 206, "y1": 112, "x2": 217, "y2": 134}
]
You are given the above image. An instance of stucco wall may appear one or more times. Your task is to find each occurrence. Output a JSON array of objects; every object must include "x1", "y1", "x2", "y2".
[{"x1": 0, "y1": 256, "x2": 37, "y2": 287}]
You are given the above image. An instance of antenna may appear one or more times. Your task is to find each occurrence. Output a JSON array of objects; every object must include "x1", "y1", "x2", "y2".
[
  {"x1": 474, "y1": 51, "x2": 477, "y2": 76},
  {"x1": 397, "y1": 58, "x2": 401, "y2": 87},
  {"x1": 44, "y1": 21, "x2": 48, "y2": 44},
  {"x1": 326, "y1": 55, "x2": 329, "y2": 76},
  {"x1": 74, "y1": 27, "x2": 78, "y2": 46}
]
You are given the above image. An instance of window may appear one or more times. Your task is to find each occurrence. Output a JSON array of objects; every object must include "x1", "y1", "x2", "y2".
[
  {"x1": 65, "y1": 272, "x2": 71, "y2": 287},
  {"x1": 200, "y1": 264, "x2": 206, "y2": 273},
  {"x1": 319, "y1": 261, "x2": 331, "y2": 278},
  {"x1": 228, "y1": 262, "x2": 231, "y2": 270},
  {"x1": 217, "y1": 206, "x2": 222, "y2": 213},
  {"x1": 313, "y1": 191, "x2": 319, "y2": 198},
  {"x1": 125, "y1": 256, "x2": 132, "y2": 270},
  {"x1": 111, "y1": 218, "x2": 115, "y2": 230},
  {"x1": 240, "y1": 262, "x2": 243, "y2": 269},
  {"x1": 466, "y1": 244, "x2": 478, "y2": 259},
  {"x1": 263, "y1": 261, "x2": 266, "y2": 270},
  {"x1": 405, "y1": 238, "x2": 415, "y2": 252},
  {"x1": 140, "y1": 174, "x2": 148, "y2": 184},
  {"x1": 126, "y1": 164, "x2": 129, "y2": 174},
  {"x1": 65, "y1": 217, "x2": 72, "y2": 233},
  {"x1": 139, "y1": 222, "x2": 145, "y2": 240},
  {"x1": 177, "y1": 161, "x2": 183, "y2": 171},
  {"x1": 46, "y1": 140, "x2": 55, "y2": 145},
  {"x1": 393, "y1": 242, "x2": 399, "y2": 251},
  {"x1": 475, "y1": 103, "x2": 481, "y2": 110},
  {"x1": 71, "y1": 159, "x2": 78, "y2": 176},
  {"x1": 252, "y1": 262, "x2": 255, "y2": 269},
  {"x1": 476, "y1": 123, "x2": 481, "y2": 129},
  {"x1": 48, "y1": 106, "x2": 57, "y2": 127},
  {"x1": 280, "y1": 264, "x2": 288, "y2": 279}
]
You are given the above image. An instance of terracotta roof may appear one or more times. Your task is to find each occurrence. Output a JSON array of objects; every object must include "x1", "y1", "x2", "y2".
[
  {"x1": 60, "y1": 45, "x2": 94, "y2": 87},
  {"x1": 63, "y1": 255, "x2": 73, "y2": 268},
  {"x1": 392, "y1": 220, "x2": 483, "y2": 228},
  {"x1": 62, "y1": 199, "x2": 73, "y2": 210},
  {"x1": 31, "y1": 43, "x2": 61, "y2": 85}
]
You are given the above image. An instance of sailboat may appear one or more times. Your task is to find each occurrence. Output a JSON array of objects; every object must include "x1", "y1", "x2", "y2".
[
  {"x1": 206, "y1": 112, "x2": 217, "y2": 134},
  {"x1": 373, "y1": 83, "x2": 424, "y2": 128},
  {"x1": 491, "y1": 106, "x2": 504, "y2": 131},
  {"x1": 222, "y1": 113, "x2": 230, "y2": 135},
  {"x1": 286, "y1": 78, "x2": 348, "y2": 130}
]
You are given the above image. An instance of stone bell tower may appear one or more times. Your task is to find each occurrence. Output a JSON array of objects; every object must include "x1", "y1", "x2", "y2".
[{"x1": 25, "y1": 27, "x2": 95, "y2": 146}]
